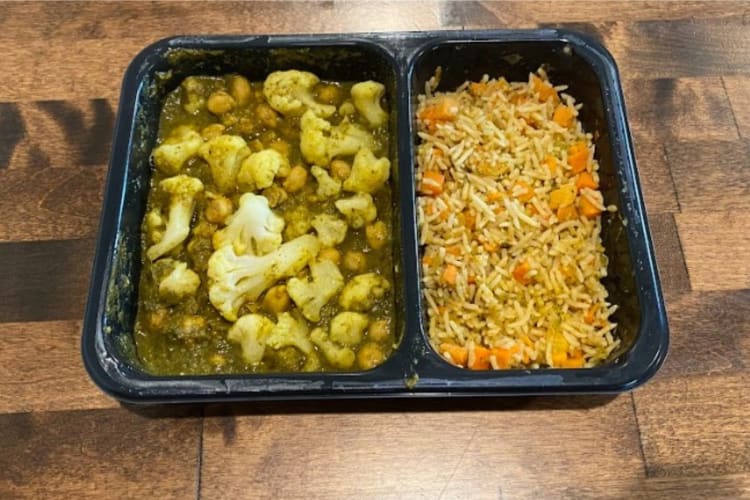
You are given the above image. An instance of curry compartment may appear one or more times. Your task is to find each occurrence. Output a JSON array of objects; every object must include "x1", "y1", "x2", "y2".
[{"x1": 82, "y1": 31, "x2": 667, "y2": 404}]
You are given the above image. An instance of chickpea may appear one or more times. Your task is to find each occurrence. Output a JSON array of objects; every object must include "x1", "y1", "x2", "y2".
[
  {"x1": 365, "y1": 221, "x2": 389, "y2": 250},
  {"x1": 357, "y1": 342, "x2": 385, "y2": 370},
  {"x1": 206, "y1": 90, "x2": 236, "y2": 115},
  {"x1": 269, "y1": 140, "x2": 291, "y2": 161},
  {"x1": 228, "y1": 75, "x2": 251, "y2": 106},
  {"x1": 318, "y1": 247, "x2": 341, "y2": 265},
  {"x1": 201, "y1": 123, "x2": 226, "y2": 140},
  {"x1": 283, "y1": 165, "x2": 308, "y2": 193},
  {"x1": 330, "y1": 159, "x2": 351, "y2": 180},
  {"x1": 343, "y1": 250, "x2": 367, "y2": 272},
  {"x1": 249, "y1": 138, "x2": 264, "y2": 152},
  {"x1": 256, "y1": 103, "x2": 279, "y2": 129},
  {"x1": 192, "y1": 220, "x2": 217, "y2": 238},
  {"x1": 236, "y1": 117, "x2": 256, "y2": 135},
  {"x1": 317, "y1": 84, "x2": 341, "y2": 104},
  {"x1": 262, "y1": 185, "x2": 288, "y2": 208},
  {"x1": 205, "y1": 195, "x2": 233, "y2": 224},
  {"x1": 368, "y1": 319, "x2": 390, "y2": 342},
  {"x1": 263, "y1": 285, "x2": 291, "y2": 314}
]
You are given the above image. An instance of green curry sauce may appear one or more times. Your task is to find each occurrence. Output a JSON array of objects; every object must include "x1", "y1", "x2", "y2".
[{"x1": 134, "y1": 74, "x2": 395, "y2": 375}]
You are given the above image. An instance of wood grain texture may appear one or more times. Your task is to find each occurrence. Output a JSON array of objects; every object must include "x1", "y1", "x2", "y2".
[
  {"x1": 0, "y1": 239, "x2": 95, "y2": 323},
  {"x1": 0, "y1": 321, "x2": 118, "y2": 413},
  {"x1": 675, "y1": 212, "x2": 750, "y2": 291},
  {"x1": 666, "y1": 140, "x2": 750, "y2": 212},
  {"x1": 200, "y1": 395, "x2": 643, "y2": 499},
  {"x1": 631, "y1": 133, "x2": 679, "y2": 213},
  {"x1": 634, "y1": 373, "x2": 750, "y2": 478},
  {"x1": 724, "y1": 76, "x2": 750, "y2": 139},
  {"x1": 0, "y1": 408, "x2": 201, "y2": 499},
  {"x1": 648, "y1": 213, "x2": 691, "y2": 298}
]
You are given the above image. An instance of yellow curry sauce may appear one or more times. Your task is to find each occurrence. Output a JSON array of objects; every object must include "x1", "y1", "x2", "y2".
[{"x1": 134, "y1": 73, "x2": 396, "y2": 375}]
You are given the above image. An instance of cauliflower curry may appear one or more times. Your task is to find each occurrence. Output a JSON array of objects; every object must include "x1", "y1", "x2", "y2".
[{"x1": 135, "y1": 71, "x2": 396, "y2": 375}]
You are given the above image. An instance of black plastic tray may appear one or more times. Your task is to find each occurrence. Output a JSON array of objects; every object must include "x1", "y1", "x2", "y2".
[{"x1": 82, "y1": 30, "x2": 668, "y2": 404}]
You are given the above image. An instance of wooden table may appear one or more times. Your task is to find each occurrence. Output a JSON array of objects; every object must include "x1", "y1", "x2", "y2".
[{"x1": 1, "y1": 2, "x2": 749, "y2": 498}]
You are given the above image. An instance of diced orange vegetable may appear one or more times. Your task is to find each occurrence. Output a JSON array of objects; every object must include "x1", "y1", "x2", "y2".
[
  {"x1": 494, "y1": 205, "x2": 505, "y2": 215},
  {"x1": 424, "y1": 202, "x2": 435, "y2": 216},
  {"x1": 440, "y1": 343, "x2": 468, "y2": 367},
  {"x1": 584, "y1": 305, "x2": 597, "y2": 325},
  {"x1": 442, "y1": 264, "x2": 458, "y2": 285},
  {"x1": 418, "y1": 96, "x2": 459, "y2": 122},
  {"x1": 568, "y1": 141, "x2": 589, "y2": 173},
  {"x1": 549, "y1": 184, "x2": 577, "y2": 209},
  {"x1": 468, "y1": 346, "x2": 491, "y2": 370},
  {"x1": 483, "y1": 241, "x2": 498, "y2": 252},
  {"x1": 553, "y1": 104, "x2": 574, "y2": 127},
  {"x1": 579, "y1": 196, "x2": 603, "y2": 218},
  {"x1": 556, "y1": 204, "x2": 578, "y2": 222},
  {"x1": 422, "y1": 254, "x2": 434, "y2": 267},
  {"x1": 544, "y1": 155, "x2": 557, "y2": 173},
  {"x1": 576, "y1": 172, "x2": 599, "y2": 191},
  {"x1": 561, "y1": 350, "x2": 585, "y2": 368},
  {"x1": 552, "y1": 352, "x2": 568, "y2": 366},
  {"x1": 531, "y1": 74, "x2": 559, "y2": 103},
  {"x1": 491, "y1": 347, "x2": 516, "y2": 369},
  {"x1": 527, "y1": 204, "x2": 538, "y2": 215},
  {"x1": 420, "y1": 171, "x2": 445, "y2": 196},
  {"x1": 467, "y1": 274, "x2": 476, "y2": 284},
  {"x1": 439, "y1": 210, "x2": 449, "y2": 221},
  {"x1": 487, "y1": 191, "x2": 503, "y2": 202},
  {"x1": 469, "y1": 82, "x2": 488, "y2": 96},
  {"x1": 513, "y1": 180, "x2": 534, "y2": 202},
  {"x1": 512, "y1": 261, "x2": 532, "y2": 285},
  {"x1": 446, "y1": 245, "x2": 462, "y2": 256},
  {"x1": 459, "y1": 211, "x2": 476, "y2": 230}
]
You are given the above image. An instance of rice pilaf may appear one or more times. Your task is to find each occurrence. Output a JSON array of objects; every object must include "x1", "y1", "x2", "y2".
[{"x1": 416, "y1": 69, "x2": 618, "y2": 370}]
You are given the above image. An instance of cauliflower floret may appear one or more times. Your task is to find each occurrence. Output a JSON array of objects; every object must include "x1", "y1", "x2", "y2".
[
  {"x1": 283, "y1": 205, "x2": 313, "y2": 241},
  {"x1": 339, "y1": 273, "x2": 391, "y2": 311},
  {"x1": 212, "y1": 193, "x2": 284, "y2": 256},
  {"x1": 207, "y1": 234, "x2": 320, "y2": 321},
  {"x1": 181, "y1": 76, "x2": 207, "y2": 114},
  {"x1": 351, "y1": 81, "x2": 388, "y2": 128},
  {"x1": 199, "y1": 134, "x2": 250, "y2": 193},
  {"x1": 265, "y1": 312, "x2": 314, "y2": 355},
  {"x1": 311, "y1": 214, "x2": 347, "y2": 247},
  {"x1": 151, "y1": 126, "x2": 203, "y2": 175},
  {"x1": 146, "y1": 175, "x2": 204, "y2": 261},
  {"x1": 300, "y1": 110, "x2": 377, "y2": 166},
  {"x1": 310, "y1": 328, "x2": 356, "y2": 369},
  {"x1": 287, "y1": 259, "x2": 344, "y2": 322},
  {"x1": 310, "y1": 165, "x2": 341, "y2": 199},
  {"x1": 145, "y1": 208, "x2": 166, "y2": 244},
  {"x1": 330, "y1": 311, "x2": 369, "y2": 346},
  {"x1": 157, "y1": 259, "x2": 201, "y2": 303},
  {"x1": 342, "y1": 147, "x2": 391, "y2": 194},
  {"x1": 227, "y1": 314, "x2": 275, "y2": 365},
  {"x1": 335, "y1": 193, "x2": 377, "y2": 229},
  {"x1": 263, "y1": 70, "x2": 336, "y2": 118},
  {"x1": 237, "y1": 149, "x2": 288, "y2": 192}
]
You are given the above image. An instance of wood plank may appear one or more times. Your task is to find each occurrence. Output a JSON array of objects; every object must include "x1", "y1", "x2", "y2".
[
  {"x1": 659, "y1": 290, "x2": 750, "y2": 378},
  {"x1": 0, "y1": 408, "x2": 201, "y2": 499},
  {"x1": 0, "y1": 320, "x2": 117, "y2": 413},
  {"x1": 648, "y1": 213, "x2": 691, "y2": 299},
  {"x1": 0, "y1": 239, "x2": 95, "y2": 323},
  {"x1": 666, "y1": 140, "x2": 750, "y2": 212},
  {"x1": 724, "y1": 76, "x2": 750, "y2": 139},
  {"x1": 624, "y1": 77, "x2": 739, "y2": 142},
  {"x1": 200, "y1": 395, "x2": 643, "y2": 499},
  {"x1": 675, "y1": 212, "x2": 750, "y2": 291},
  {"x1": 631, "y1": 133, "x2": 679, "y2": 213},
  {"x1": 0, "y1": 166, "x2": 106, "y2": 242},
  {"x1": 633, "y1": 372, "x2": 750, "y2": 478}
]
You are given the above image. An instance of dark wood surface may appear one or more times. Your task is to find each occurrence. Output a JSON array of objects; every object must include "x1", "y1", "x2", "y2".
[{"x1": 1, "y1": 2, "x2": 748, "y2": 498}]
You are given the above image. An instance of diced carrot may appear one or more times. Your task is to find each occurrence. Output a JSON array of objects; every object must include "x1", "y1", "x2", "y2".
[
  {"x1": 527, "y1": 204, "x2": 538, "y2": 215},
  {"x1": 561, "y1": 350, "x2": 585, "y2": 368},
  {"x1": 549, "y1": 184, "x2": 577, "y2": 209},
  {"x1": 418, "y1": 96, "x2": 459, "y2": 122},
  {"x1": 494, "y1": 205, "x2": 505, "y2": 215},
  {"x1": 483, "y1": 241, "x2": 498, "y2": 252},
  {"x1": 584, "y1": 305, "x2": 597, "y2": 325},
  {"x1": 552, "y1": 104, "x2": 574, "y2": 127},
  {"x1": 468, "y1": 345, "x2": 491, "y2": 370},
  {"x1": 487, "y1": 191, "x2": 503, "y2": 202},
  {"x1": 513, "y1": 180, "x2": 534, "y2": 202},
  {"x1": 422, "y1": 254, "x2": 434, "y2": 267},
  {"x1": 467, "y1": 274, "x2": 476, "y2": 284},
  {"x1": 420, "y1": 171, "x2": 445, "y2": 196},
  {"x1": 440, "y1": 343, "x2": 468, "y2": 367},
  {"x1": 442, "y1": 264, "x2": 458, "y2": 285},
  {"x1": 446, "y1": 245, "x2": 462, "y2": 256},
  {"x1": 544, "y1": 155, "x2": 557, "y2": 173},
  {"x1": 552, "y1": 352, "x2": 568, "y2": 366},
  {"x1": 460, "y1": 211, "x2": 476, "y2": 230},
  {"x1": 491, "y1": 347, "x2": 514, "y2": 369},
  {"x1": 576, "y1": 172, "x2": 599, "y2": 191},
  {"x1": 579, "y1": 195, "x2": 603, "y2": 218},
  {"x1": 512, "y1": 261, "x2": 532, "y2": 285},
  {"x1": 556, "y1": 204, "x2": 578, "y2": 222},
  {"x1": 568, "y1": 141, "x2": 589, "y2": 173},
  {"x1": 439, "y1": 210, "x2": 449, "y2": 221},
  {"x1": 531, "y1": 74, "x2": 559, "y2": 103},
  {"x1": 510, "y1": 93, "x2": 527, "y2": 105},
  {"x1": 469, "y1": 82, "x2": 488, "y2": 96}
]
